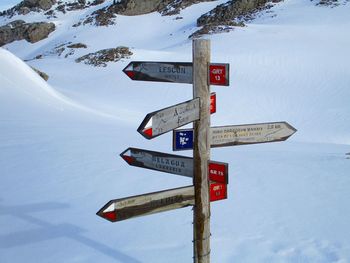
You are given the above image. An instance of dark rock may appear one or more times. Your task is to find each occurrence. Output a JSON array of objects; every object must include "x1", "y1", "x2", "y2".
[
  {"x1": 31, "y1": 66, "x2": 49, "y2": 81},
  {"x1": 2, "y1": 0, "x2": 57, "y2": 17},
  {"x1": 25, "y1": 22, "x2": 56, "y2": 43},
  {"x1": 0, "y1": 20, "x2": 55, "y2": 46},
  {"x1": 82, "y1": 0, "x2": 214, "y2": 26},
  {"x1": 159, "y1": 0, "x2": 216, "y2": 16},
  {"x1": 192, "y1": 0, "x2": 282, "y2": 37},
  {"x1": 67, "y1": 43, "x2": 87, "y2": 49},
  {"x1": 315, "y1": 0, "x2": 343, "y2": 6},
  {"x1": 75, "y1": 46, "x2": 132, "y2": 67}
]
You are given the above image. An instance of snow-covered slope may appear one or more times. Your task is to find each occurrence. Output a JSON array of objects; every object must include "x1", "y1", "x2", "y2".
[{"x1": 1, "y1": 0, "x2": 350, "y2": 262}]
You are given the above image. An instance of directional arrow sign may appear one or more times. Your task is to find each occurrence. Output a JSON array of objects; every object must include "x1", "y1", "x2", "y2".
[
  {"x1": 173, "y1": 122, "x2": 297, "y2": 150},
  {"x1": 120, "y1": 147, "x2": 193, "y2": 178},
  {"x1": 121, "y1": 147, "x2": 229, "y2": 184},
  {"x1": 97, "y1": 184, "x2": 227, "y2": 222},
  {"x1": 97, "y1": 186, "x2": 195, "y2": 222},
  {"x1": 210, "y1": 122, "x2": 297, "y2": 147},
  {"x1": 123, "y1": 61, "x2": 193, "y2": 84},
  {"x1": 123, "y1": 61, "x2": 229, "y2": 86},
  {"x1": 138, "y1": 98, "x2": 200, "y2": 139}
]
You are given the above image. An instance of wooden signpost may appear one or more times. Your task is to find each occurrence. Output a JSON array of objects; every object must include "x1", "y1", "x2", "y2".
[{"x1": 98, "y1": 39, "x2": 296, "y2": 263}]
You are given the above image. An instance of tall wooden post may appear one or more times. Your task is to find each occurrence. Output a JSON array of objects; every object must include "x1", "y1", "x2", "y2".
[{"x1": 193, "y1": 39, "x2": 211, "y2": 263}]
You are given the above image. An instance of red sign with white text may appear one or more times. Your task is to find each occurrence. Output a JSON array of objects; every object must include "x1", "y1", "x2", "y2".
[
  {"x1": 209, "y1": 64, "x2": 229, "y2": 86},
  {"x1": 209, "y1": 161, "x2": 228, "y2": 184},
  {"x1": 210, "y1": 92, "x2": 216, "y2": 114},
  {"x1": 210, "y1": 183, "x2": 227, "y2": 202}
]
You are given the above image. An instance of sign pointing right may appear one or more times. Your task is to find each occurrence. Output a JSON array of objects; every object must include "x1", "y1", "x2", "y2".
[{"x1": 173, "y1": 121, "x2": 297, "y2": 150}]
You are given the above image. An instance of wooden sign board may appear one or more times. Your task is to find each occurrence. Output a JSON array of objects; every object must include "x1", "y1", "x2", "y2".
[
  {"x1": 120, "y1": 147, "x2": 229, "y2": 184},
  {"x1": 173, "y1": 122, "x2": 297, "y2": 150},
  {"x1": 97, "y1": 184, "x2": 228, "y2": 222},
  {"x1": 138, "y1": 98, "x2": 200, "y2": 139},
  {"x1": 123, "y1": 61, "x2": 229, "y2": 86},
  {"x1": 97, "y1": 186, "x2": 194, "y2": 222}
]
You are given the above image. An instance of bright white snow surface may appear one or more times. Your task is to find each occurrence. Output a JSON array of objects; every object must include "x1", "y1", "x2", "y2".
[{"x1": 1, "y1": 0, "x2": 350, "y2": 262}]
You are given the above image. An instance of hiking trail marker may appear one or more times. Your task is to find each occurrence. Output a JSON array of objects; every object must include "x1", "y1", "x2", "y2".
[
  {"x1": 120, "y1": 147, "x2": 228, "y2": 184},
  {"x1": 172, "y1": 121, "x2": 297, "y2": 151},
  {"x1": 97, "y1": 184, "x2": 227, "y2": 223},
  {"x1": 123, "y1": 61, "x2": 229, "y2": 86},
  {"x1": 138, "y1": 98, "x2": 200, "y2": 139},
  {"x1": 98, "y1": 39, "x2": 296, "y2": 263}
]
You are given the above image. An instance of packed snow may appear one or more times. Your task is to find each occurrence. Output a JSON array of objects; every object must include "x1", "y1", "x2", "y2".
[{"x1": 1, "y1": 0, "x2": 350, "y2": 262}]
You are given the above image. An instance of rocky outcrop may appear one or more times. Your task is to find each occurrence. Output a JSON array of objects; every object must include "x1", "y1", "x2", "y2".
[
  {"x1": 0, "y1": 20, "x2": 55, "y2": 46},
  {"x1": 160, "y1": 0, "x2": 216, "y2": 16},
  {"x1": 0, "y1": 0, "x2": 107, "y2": 18},
  {"x1": 75, "y1": 46, "x2": 132, "y2": 67},
  {"x1": 191, "y1": 0, "x2": 282, "y2": 37},
  {"x1": 0, "y1": 0, "x2": 56, "y2": 16},
  {"x1": 315, "y1": 0, "x2": 346, "y2": 6},
  {"x1": 31, "y1": 66, "x2": 49, "y2": 81},
  {"x1": 82, "y1": 0, "x2": 214, "y2": 26}
]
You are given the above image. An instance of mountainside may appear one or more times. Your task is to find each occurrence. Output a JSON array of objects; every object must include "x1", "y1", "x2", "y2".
[{"x1": 1, "y1": 0, "x2": 350, "y2": 263}]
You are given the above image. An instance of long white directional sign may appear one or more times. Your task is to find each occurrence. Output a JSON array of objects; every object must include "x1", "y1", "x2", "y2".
[
  {"x1": 120, "y1": 147, "x2": 193, "y2": 178},
  {"x1": 120, "y1": 147, "x2": 229, "y2": 184},
  {"x1": 173, "y1": 122, "x2": 297, "y2": 150},
  {"x1": 97, "y1": 186, "x2": 195, "y2": 222},
  {"x1": 123, "y1": 61, "x2": 230, "y2": 86},
  {"x1": 211, "y1": 122, "x2": 297, "y2": 147},
  {"x1": 97, "y1": 184, "x2": 227, "y2": 222},
  {"x1": 138, "y1": 98, "x2": 200, "y2": 139}
]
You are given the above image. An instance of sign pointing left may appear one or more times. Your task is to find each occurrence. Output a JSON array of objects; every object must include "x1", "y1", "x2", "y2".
[
  {"x1": 121, "y1": 147, "x2": 229, "y2": 184},
  {"x1": 97, "y1": 184, "x2": 227, "y2": 222},
  {"x1": 97, "y1": 186, "x2": 195, "y2": 222},
  {"x1": 138, "y1": 98, "x2": 200, "y2": 139}
]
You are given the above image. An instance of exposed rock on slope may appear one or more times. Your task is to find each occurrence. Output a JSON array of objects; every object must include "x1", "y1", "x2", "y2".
[
  {"x1": 81, "y1": 0, "x2": 215, "y2": 26},
  {"x1": 31, "y1": 66, "x2": 49, "y2": 81},
  {"x1": 0, "y1": 20, "x2": 56, "y2": 46},
  {"x1": 0, "y1": 0, "x2": 56, "y2": 16},
  {"x1": 75, "y1": 46, "x2": 132, "y2": 67},
  {"x1": 191, "y1": 0, "x2": 282, "y2": 37}
]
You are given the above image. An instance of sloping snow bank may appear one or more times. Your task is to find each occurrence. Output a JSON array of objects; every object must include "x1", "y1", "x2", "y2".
[{"x1": 0, "y1": 48, "x2": 122, "y2": 122}]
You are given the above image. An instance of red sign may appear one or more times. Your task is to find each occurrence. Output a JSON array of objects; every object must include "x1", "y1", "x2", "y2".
[
  {"x1": 209, "y1": 161, "x2": 228, "y2": 184},
  {"x1": 210, "y1": 183, "x2": 227, "y2": 202},
  {"x1": 210, "y1": 92, "x2": 216, "y2": 114},
  {"x1": 209, "y1": 64, "x2": 229, "y2": 86}
]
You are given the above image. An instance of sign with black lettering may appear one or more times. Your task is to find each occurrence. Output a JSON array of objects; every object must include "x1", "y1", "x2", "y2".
[
  {"x1": 123, "y1": 61, "x2": 230, "y2": 86},
  {"x1": 173, "y1": 122, "x2": 297, "y2": 150},
  {"x1": 120, "y1": 147, "x2": 193, "y2": 178},
  {"x1": 121, "y1": 147, "x2": 228, "y2": 183},
  {"x1": 123, "y1": 61, "x2": 193, "y2": 84},
  {"x1": 97, "y1": 186, "x2": 195, "y2": 222},
  {"x1": 138, "y1": 98, "x2": 200, "y2": 139},
  {"x1": 97, "y1": 183, "x2": 228, "y2": 222}
]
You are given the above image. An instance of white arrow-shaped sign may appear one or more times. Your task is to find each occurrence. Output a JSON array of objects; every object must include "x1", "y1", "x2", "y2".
[
  {"x1": 138, "y1": 98, "x2": 200, "y2": 139},
  {"x1": 97, "y1": 184, "x2": 227, "y2": 222}
]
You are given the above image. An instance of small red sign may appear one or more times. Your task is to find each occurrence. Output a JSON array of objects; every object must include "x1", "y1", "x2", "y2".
[
  {"x1": 210, "y1": 183, "x2": 227, "y2": 202},
  {"x1": 209, "y1": 64, "x2": 229, "y2": 86},
  {"x1": 209, "y1": 161, "x2": 228, "y2": 184},
  {"x1": 210, "y1": 92, "x2": 216, "y2": 114}
]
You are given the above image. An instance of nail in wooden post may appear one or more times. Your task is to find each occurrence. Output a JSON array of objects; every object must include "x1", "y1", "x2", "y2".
[{"x1": 193, "y1": 39, "x2": 211, "y2": 263}]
